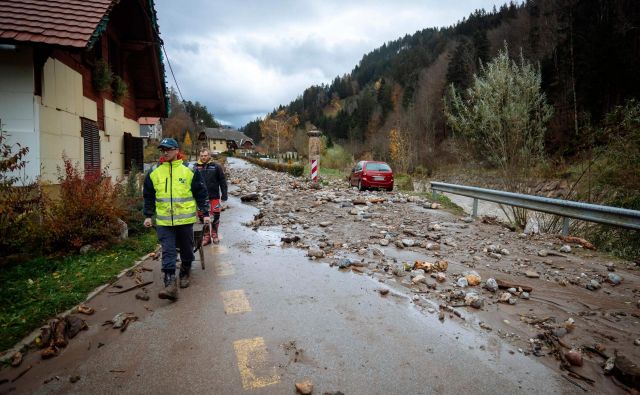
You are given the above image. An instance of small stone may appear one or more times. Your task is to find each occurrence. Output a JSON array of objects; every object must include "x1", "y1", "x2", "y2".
[
  {"x1": 70, "y1": 376, "x2": 81, "y2": 383},
  {"x1": 553, "y1": 328, "x2": 568, "y2": 338},
  {"x1": 79, "y1": 244, "x2": 93, "y2": 255},
  {"x1": 485, "y1": 278, "x2": 498, "y2": 292},
  {"x1": 607, "y1": 273, "x2": 623, "y2": 285},
  {"x1": 10, "y1": 351, "x2": 22, "y2": 367},
  {"x1": 435, "y1": 273, "x2": 446, "y2": 283},
  {"x1": 465, "y1": 292, "x2": 484, "y2": 309},
  {"x1": 465, "y1": 274, "x2": 481, "y2": 286},
  {"x1": 462, "y1": 216, "x2": 474, "y2": 223},
  {"x1": 508, "y1": 287, "x2": 517, "y2": 294},
  {"x1": 479, "y1": 322, "x2": 492, "y2": 331},
  {"x1": 537, "y1": 249, "x2": 548, "y2": 257},
  {"x1": 586, "y1": 279, "x2": 601, "y2": 291},
  {"x1": 379, "y1": 288, "x2": 389, "y2": 296},
  {"x1": 564, "y1": 349, "x2": 583, "y2": 367},
  {"x1": 425, "y1": 242, "x2": 440, "y2": 251},
  {"x1": 338, "y1": 259, "x2": 352, "y2": 269},
  {"x1": 499, "y1": 292, "x2": 512, "y2": 303},
  {"x1": 135, "y1": 292, "x2": 150, "y2": 301},
  {"x1": 606, "y1": 262, "x2": 615, "y2": 272},
  {"x1": 307, "y1": 248, "x2": 325, "y2": 258},
  {"x1": 559, "y1": 245, "x2": 572, "y2": 253},
  {"x1": 489, "y1": 252, "x2": 502, "y2": 260},
  {"x1": 508, "y1": 297, "x2": 517, "y2": 305},
  {"x1": 525, "y1": 271, "x2": 540, "y2": 278},
  {"x1": 412, "y1": 275, "x2": 426, "y2": 284},
  {"x1": 319, "y1": 221, "x2": 333, "y2": 227},
  {"x1": 457, "y1": 277, "x2": 469, "y2": 288},
  {"x1": 634, "y1": 339, "x2": 640, "y2": 346},
  {"x1": 402, "y1": 239, "x2": 415, "y2": 247},
  {"x1": 500, "y1": 248, "x2": 510, "y2": 256},
  {"x1": 379, "y1": 239, "x2": 390, "y2": 246},
  {"x1": 521, "y1": 292, "x2": 530, "y2": 300},
  {"x1": 438, "y1": 311, "x2": 445, "y2": 321},
  {"x1": 295, "y1": 379, "x2": 313, "y2": 394},
  {"x1": 604, "y1": 357, "x2": 616, "y2": 374}
]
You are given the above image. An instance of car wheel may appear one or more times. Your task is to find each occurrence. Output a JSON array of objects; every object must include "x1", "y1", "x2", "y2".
[
  {"x1": 386, "y1": 187, "x2": 393, "y2": 192},
  {"x1": 358, "y1": 180, "x2": 364, "y2": 191}
]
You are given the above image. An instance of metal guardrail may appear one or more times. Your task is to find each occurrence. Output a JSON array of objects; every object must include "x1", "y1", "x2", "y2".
[{"x1": 430, "y1": 181, "x2": 640, "y2": 235}]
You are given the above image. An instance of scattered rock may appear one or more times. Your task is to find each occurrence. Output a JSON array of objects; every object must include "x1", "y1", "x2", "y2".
[
  {"x1": 69, "y1": 376, "x2": 81, "y2": 383},
  {"x1": 10, "y1": 351, "x2": 22, "y2": 367},
  {"x1": 485, "y1": 278, "x2": 498, "y2": 292},
  {"x1": 281, "y1": 235, "x2": 301, "y2": 243},
  {"x1": 465, "y1": 292, "x2": 484, "y2": 309},
  {"x1": 240, "y1": 193, "x2": 260, "y2": 202},
  {"x1": 564, "y1": 349, "x2": 583, "y2": 367},
  {"x1": 607, "y1": 273, "x2": 623, "y2": 286},
  {"x1": 457, "y1": 277, "x2": 469, "y2": 288},
  {"x1": 559, "y1": 245, "x2": 572, "y2": 253},
  {"x1": 295, "y1": 378, "x2": 314, "y2": 394},
  {"x1": 525, "y1": 271, "x2": 540, "y2": 278},
  {"x1": 379, "y1": 239, "x2": 390, "y2": 246},
  {"x1": 499, "y1": 292, "x2": 513, "y2": 303},
  {"x1": 76, "y1": 304, "x2": 95, "y2": 315},
  {"x1": 319, "y1": 221, "x2": 333, "y2": 227},
  {"x1": 521, "y1": 292, "x2": 530, "y2": 300},
  {"x1": 307, "y1": 249, "x2": 325, "y2": 258},
  {"x1": 412, "y1": 275, "x2": 426, "y2": 284},
  {"x1": 135, "y1": 292, "x2": 150, "y2": 301},
  {"x1": 401, "y1": 239, "x2": 415, "y2": 247},
  {"x1": 435, "y1": 273, "x2": 446, "y2": 283},
  {"x1": 465, "y1": 273, "x2": 481, "y2": 286},
  {"x1": 79, "y1": 244, "x2": 93, "y2": 255},
  {"x1": 379, "y1": 288, "x2": 389, "y2": 296},
  {"x1": 586, "y1": 279, "x2": 601, "y2": 291}
]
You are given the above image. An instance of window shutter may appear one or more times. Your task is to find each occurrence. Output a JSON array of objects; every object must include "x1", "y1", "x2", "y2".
[{"x1": 82, "y1": 118, "x2": 100, "y2": 176}]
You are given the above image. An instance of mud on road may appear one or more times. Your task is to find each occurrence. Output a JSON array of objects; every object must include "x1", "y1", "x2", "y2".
[{"x1": 230, "y1": 158, "x2": 640, "y2": 394}]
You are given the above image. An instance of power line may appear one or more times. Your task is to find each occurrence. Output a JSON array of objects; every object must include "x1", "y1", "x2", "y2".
[{"x1": 161, "y1": 43, "x2": 185, "y2": 103}]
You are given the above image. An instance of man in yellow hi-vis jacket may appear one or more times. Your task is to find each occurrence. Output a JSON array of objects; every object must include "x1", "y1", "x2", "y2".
[{"x1": 143, "y1": 138, "x2": 210, "y2": 300}]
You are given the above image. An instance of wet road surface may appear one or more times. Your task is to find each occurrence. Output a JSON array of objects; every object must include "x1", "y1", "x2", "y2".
[{"x1": 1, "y1": 159, "x2": 576, "y2": 394}]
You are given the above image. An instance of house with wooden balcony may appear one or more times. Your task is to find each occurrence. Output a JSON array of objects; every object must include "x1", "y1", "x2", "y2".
[{"x1": 0, "y1": 0, "x2": 168, "y2": 185}]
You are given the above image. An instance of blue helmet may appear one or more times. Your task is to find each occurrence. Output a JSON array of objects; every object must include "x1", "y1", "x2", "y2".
[{"x1": 158, "y1": 138, "x2": 179, "y2": 149}]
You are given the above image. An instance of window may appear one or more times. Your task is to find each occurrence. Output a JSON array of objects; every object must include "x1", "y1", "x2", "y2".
[
  {"x1": 123, "y1": 132, "x2": 143, "y2": 173},
  {"x1": 82, "y1": 118, "x2": 100, "y2": 176},
  {"x1": 365, "y1": 162, "x2": 391, "y2": 172}
]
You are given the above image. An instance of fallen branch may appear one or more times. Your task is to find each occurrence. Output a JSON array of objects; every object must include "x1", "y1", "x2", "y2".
[
  {"x1": 496, "y1": 279, "x2": 533, "y2": 293},
  {"x1": 108, "y1": 281, "x2": 153, "y2": 295},
  {"x1": 11, "y1": 365, "x2": 32, "y2": 382},
  {"x1": 562, "y1": 375, "x2": 588, "y2": 392}
]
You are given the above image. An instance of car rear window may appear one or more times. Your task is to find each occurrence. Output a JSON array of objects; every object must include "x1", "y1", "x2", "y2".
[{"x1": 365, "y1": 163, "x2": 391, "y2": 171}]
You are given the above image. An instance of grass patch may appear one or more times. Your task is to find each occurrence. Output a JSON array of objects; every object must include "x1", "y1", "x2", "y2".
[
  {"x1": 302, "y1": 164, "x2": 347, "y2": 181},
  {"x1": 0, "y1": 231, "x2": 157, "y2": 352}
]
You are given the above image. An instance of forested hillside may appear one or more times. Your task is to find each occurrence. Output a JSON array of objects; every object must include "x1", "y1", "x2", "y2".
[{"x1": 243, "y1": 0, "x2": 639, "y2": 169}]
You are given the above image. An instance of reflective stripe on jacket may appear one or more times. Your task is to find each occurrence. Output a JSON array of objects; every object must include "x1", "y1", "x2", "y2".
[{"x1": 148, "y1": 161, "x2": 197, "y2": 226}]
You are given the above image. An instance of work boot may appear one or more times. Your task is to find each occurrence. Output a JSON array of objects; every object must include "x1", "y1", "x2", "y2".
[
  {"x1": 158, "y1": 272, "x2": 178, "y2": 300},
  {"x1": 179, "y1": 262, "x2": 191, "y2": 288}
]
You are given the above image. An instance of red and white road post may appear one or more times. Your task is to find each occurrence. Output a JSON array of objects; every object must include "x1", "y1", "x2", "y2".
[{"x1": 307, "y1": 130, "x2": 321, "y2": 185}]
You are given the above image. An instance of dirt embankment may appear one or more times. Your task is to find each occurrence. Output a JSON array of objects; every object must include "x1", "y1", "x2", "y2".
[{"x1": 232, "y1": 162, "x2": 640, "y2": 394}]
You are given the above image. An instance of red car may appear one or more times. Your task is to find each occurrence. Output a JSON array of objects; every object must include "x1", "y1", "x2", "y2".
[{"x1": 349, "y1": 161, "x2": 394, "y2": 191}]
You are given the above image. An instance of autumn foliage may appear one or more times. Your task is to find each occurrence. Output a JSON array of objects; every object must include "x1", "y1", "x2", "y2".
[{"x1": 42, "y1": 157, "x2": 126, "y2": 253}]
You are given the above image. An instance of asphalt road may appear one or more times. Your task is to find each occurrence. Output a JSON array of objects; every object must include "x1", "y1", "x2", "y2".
[{"x1": 1, "y1": 158, "x2": 575, "y2": 394}]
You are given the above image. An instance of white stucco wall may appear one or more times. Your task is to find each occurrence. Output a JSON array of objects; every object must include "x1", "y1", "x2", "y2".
[
  {"x1": 0, "y1": 45, "x2": 39, "y2": 184},
  {"x1": 103, "y1": 99, "x2": 140, "y2": 179}
]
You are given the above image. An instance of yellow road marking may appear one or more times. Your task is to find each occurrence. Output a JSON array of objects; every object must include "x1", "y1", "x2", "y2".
[
  {"x1": 214, "y1": 260, "x2": 234, "y2": 276},
  {"x1": 221, "y1": 290, "x2": 251, "y2": 314},
  {"x1": 233, "y1": 337, "x2": 280, "y2": 390},
  {"x1": 212, "y1": 245, "x2": 228, "y2": 254}
]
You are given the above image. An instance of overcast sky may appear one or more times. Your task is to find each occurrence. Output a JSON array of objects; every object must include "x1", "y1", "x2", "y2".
[{"x1": 155, "y1": 0, "x2": 510, "y2": 128}]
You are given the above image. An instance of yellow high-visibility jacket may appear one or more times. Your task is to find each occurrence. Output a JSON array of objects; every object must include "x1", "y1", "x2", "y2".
[{"x1": 143, "y1": 160, "x2": 209, "y2": 226}]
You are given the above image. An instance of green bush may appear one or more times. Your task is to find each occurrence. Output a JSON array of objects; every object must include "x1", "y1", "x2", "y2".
[
  {"x1": 395, "y1": 173, "x2": 414, "y2": 191},
  {"x1": 92, "y1": 59, "x2": 113, "y2": 92},
  {"x1": 321, "y1": 144, "x2": 353, "y2": 171},
  {"x1": 112, "y1": 75, "x2": 128, "y2": 104},
  {"x1": 243, "y1": 157, "x2": 304, "y2": 177}
]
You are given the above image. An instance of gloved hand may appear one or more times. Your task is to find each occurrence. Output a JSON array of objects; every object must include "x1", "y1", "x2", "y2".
[{"x1": 144, "y1": 218, "x2": 153, "y2": 227}]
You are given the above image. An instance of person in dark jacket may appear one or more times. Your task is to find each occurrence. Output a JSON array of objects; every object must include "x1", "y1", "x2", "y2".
[
  {"x1": 143, "y1": 138, "x2": 210, "y2": 300},
  {"x1": 195, "y1": 148, "x2": 228, "y2": 245}
]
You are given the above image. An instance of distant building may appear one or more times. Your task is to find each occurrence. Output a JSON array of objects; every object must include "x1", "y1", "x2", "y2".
[
  {"x1": 139, "y1": 117, "x2": 162, "y2": 141},
  {"x1": 199, "y1": 127, "x2": 255, "y2": 156}
]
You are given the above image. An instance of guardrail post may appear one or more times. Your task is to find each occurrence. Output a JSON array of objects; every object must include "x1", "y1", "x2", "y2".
[
  {"x1": 472, "y1": 198, "x2": 478, "y2": 218},
  {"x1": 432, "y1": 189, "x2": 438, "y2": 201},
  {"x1": 562, "y1": 217, "x2": 570, "y2": 236}
]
